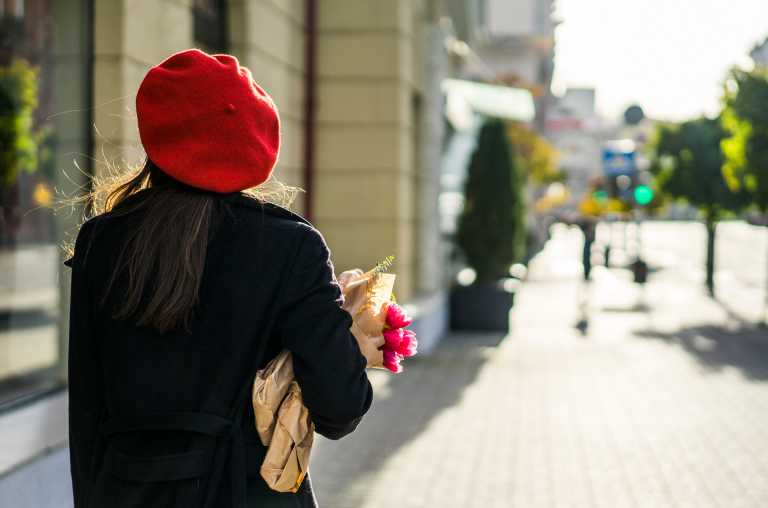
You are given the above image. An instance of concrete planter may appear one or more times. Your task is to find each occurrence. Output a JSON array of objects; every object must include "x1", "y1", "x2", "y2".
[{"x1": 449, "y1": 282, "x2": 514, "y2": 333}]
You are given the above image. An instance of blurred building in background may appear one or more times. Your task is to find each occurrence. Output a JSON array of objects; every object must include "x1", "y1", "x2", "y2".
[
  {"x1": 546, "y1": 88, "x2": 604, "y2": 207},
  {"x1": 438, "y1": 0, "x2": 550, "y2": 253},
  {"x1": 458, "y1": 0, "x2": 556, "y2": 131}
]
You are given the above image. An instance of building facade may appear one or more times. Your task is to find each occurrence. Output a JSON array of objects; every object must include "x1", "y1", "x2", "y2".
[
  {"x1": 459, "y1": 0, "x2": 556, "y2": 132},
  {"x1": 0, "y1": 1, "x2": 452, "y2": 503},
  {"x1": 546, "y1": 88, "x2": 604, "y2": 207}
]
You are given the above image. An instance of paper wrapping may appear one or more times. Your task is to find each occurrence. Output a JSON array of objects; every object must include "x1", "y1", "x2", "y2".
[
  {"x1": 252, "y1": 270, "x2": 395, "y2": 493},
  {"x1": 252, "y1": 350, "x2": 295, "y2": 445},
  {"x1": 342, "y1": 272, "x2": 396, "y2": 367},
  {"x1": 259, "y1": 381, "x2": 314, "y2": 494}
]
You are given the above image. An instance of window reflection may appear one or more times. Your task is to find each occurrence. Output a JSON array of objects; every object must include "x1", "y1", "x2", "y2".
[{"x1": 0, "y1": 0, "x2": 91, "y2": 407}]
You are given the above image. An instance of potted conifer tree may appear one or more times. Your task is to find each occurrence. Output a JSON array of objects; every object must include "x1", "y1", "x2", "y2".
[{"x1": 451, "y1": 118, "x2": 525, "y2": 332}]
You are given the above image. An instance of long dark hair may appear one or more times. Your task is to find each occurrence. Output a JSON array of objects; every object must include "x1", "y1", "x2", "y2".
[
  {"x1": 66, "y1": 159, "x2": 299, "y2": 334},
  {"x1": 101, "y1": 160, "x2": 216, "y2": 333}
]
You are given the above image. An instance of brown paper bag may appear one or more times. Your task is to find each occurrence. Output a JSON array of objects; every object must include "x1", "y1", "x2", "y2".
[
  {"x1": 259, "y1": 381, "x2": 314, "y2": 494},
  {"x1": 252, "y1": 352, "x2": 314, "y2": 493},
  {"x1": 252, "y1": 350, "x2": 294, "y2": 444}
]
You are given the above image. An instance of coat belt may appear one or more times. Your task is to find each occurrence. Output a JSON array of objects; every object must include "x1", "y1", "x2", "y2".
[{"x1": 99, "y1": 412, "x2": 249, "y2": 508}]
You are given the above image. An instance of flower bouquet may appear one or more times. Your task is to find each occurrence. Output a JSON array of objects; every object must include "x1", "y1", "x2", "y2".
[{"x1": 341, "y1": 258, "x2": 418, "y2": 372}]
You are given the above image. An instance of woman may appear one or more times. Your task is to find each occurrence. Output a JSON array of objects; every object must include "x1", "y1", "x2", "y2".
[{"x1": 66, "y1": 49, "x2": 378, "y2": 508}]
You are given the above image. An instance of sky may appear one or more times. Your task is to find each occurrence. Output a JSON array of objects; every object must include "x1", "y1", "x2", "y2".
[{"x1": 551, "y1": 0, "x2": 768, "y2": 122}]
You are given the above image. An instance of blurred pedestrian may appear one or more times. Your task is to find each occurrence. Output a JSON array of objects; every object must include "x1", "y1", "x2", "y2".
[
  {"x1": 580, "y1": 219, "x2": 596, "y2": 281},
  {"x1": 65, "y1": 49, "x2": 377, "y2": 508}
]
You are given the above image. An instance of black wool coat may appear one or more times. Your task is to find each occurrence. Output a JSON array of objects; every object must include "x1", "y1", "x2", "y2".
[{"x1": 66, "y1": 192, "x2": 373, "y2": 508}]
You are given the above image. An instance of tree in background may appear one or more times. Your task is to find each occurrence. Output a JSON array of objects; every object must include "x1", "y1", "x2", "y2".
[
  {"x1": 506, "y1": 122, "x2": 562, "y2": 185},
  {"x1": 721, "y1": 68, "x2": 768, "y2": 322},
  {"x1": 506, "y1": 122, "x2": 562, "y2": 258},
  {"x1": 0, "y1": 59, "x2": 40, "y2": 187},
  {"x1": 721, "y1": 68, "x2": 768, "y2": 212},
  {"x1": 0, "y1": 59, "x2": 43, "y2": 245},
  {"x1": 456, "y1": 119, "x2": 526, "y2": 283},
  {"x1": 650, "y1": 117, "x2": 746, "y2": 295}
]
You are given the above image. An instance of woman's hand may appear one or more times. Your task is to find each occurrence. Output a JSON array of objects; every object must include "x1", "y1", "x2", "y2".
[
  {"x1": 338, "y1": 268, "x2": 385, "y2": 368},
  {"x1": 350, "y1": 322, "x2": 385, "y2": 369},
  {"x1": 337, "y1": 269, "x2": 364, "y2": 291}
]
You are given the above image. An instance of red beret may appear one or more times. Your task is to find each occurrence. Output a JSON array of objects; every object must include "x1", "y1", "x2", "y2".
[{"x1": 136, "y1": 49, "x2": 280, "y2": 193}]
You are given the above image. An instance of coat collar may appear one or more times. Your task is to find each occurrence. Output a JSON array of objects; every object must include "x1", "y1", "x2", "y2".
[
  {"x1": 221, "y1": 192, "x2": 313, "y2": 228},
  {"x1": 64, "y1": 192, "x2": 313, "y2": 269},
  {"x1": 110, "y1": 188, "x2": 312, "y2": 228}
]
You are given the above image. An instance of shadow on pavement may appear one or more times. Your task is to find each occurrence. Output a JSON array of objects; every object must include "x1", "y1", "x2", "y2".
[
  {"x1": 712, "y1": 295, "x2": 762, "y2": 327},
  {"x1": 311, "y1": 332, "x2": 505, "y2": 507},
  {"x1": 634, "y1": 324, "x2": 768, "y2": 381}
]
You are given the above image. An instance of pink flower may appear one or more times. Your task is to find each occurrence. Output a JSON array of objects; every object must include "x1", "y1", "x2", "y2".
[
  {"x1": 383, "y1": 328, "x2": 405, "y2": 349},
  {"x1": 383, "y1": 348, "x2": 403, "y2": 373},
  {"x1": 395, "y1": 330, "x2": 417, "y2": 358},
  {"x1": 386, "y1": 303, "x2": 412, "y2": 329}
]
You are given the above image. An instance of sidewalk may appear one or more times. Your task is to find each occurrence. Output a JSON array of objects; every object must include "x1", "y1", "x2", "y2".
[{"x1": 311, "y1": 225, "x2": 768, "y2": 508}]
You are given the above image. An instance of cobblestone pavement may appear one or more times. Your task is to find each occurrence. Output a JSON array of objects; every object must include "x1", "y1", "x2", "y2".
[{"x1": 311, "y1": 224, "x2": 768, "y2": 508}]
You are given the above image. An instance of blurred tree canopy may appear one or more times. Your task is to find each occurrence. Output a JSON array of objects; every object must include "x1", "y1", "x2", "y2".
[
  {"x1": 650, "y1": 117, "x2": 746, "y2": 294},
  {"x1": 721, "y1": 68, "x2": 768, "y2": 213},
  {"x1": 457, "y1": 119, "x2": 526, "y2": 283},
  {"x1": 651, "y1": 117, "x2": 745, "y2": 215},
  {"x1": 0, "y1": 59, "x2": 41, "y2": 188},
  {"x1": 506, "y1": 122, "x2": 562, "y2": 184}
]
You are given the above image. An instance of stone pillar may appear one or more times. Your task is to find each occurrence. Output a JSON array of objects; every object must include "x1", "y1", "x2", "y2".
[
  {"x1": 228, "y1": 0, "x2": 307, "y2": 212},
  {"x1": 92, "y1": 0, "x2": 193, "y2": 175},
  {"x1": 415, "y1": 3, "x2": 448, "y2": 296},
  {"x1": 314, "y1": 0, "x2": 417, "y2": 299},
  {"x1": 407, "y1": 0, "x2": 450, "y2": 353}
]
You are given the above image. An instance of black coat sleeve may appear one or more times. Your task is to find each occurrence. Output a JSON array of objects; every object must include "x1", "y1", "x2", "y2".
[
  {"x1": 67, "y1": 220, "x2": 105, "y2": 507},
  {"x1": 278, "y1": 226, "x2": 373, "y2": 440}
]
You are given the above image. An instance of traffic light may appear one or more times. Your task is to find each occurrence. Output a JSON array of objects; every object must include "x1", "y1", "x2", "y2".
[
  {"x1": 592, "y1": 190, "x2": 608, "y2": 203},
  {"x1": 634, "y1": 185, "x2": 654, "y2": 206}
]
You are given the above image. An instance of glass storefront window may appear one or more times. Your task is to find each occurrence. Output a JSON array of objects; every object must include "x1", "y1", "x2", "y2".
[
  {"x1": 193, "y1": 0, "x2": 228, "y2": 52},
  {"x1": 0, "y1": 0, "x2": 92, "y2": 409}
]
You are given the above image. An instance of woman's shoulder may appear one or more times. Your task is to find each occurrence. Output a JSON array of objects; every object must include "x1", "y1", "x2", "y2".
[
  {"x1": 63, "y1": 214, "x2": 111, "y2": 268},
  {"x1": 224, "y1": 194, "x2": 331, "y2": 258},
  {"x1": 223, "y1": 193, "x2": 318, "y2": 236}
]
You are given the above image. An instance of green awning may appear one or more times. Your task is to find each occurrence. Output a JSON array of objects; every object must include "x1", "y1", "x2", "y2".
[{"x1": 442, "y1": 79, "x2": 535, "y2": 124}]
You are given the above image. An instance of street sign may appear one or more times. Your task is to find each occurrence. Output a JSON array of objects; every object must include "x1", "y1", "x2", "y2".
[{"x1": 602, "y1": 140, "x2": 637, "y2": 177}]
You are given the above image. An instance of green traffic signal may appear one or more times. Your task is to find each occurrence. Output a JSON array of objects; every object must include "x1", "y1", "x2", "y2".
[{"x1": 634, "y1": 185, "x2": 654, "y2": 205}]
